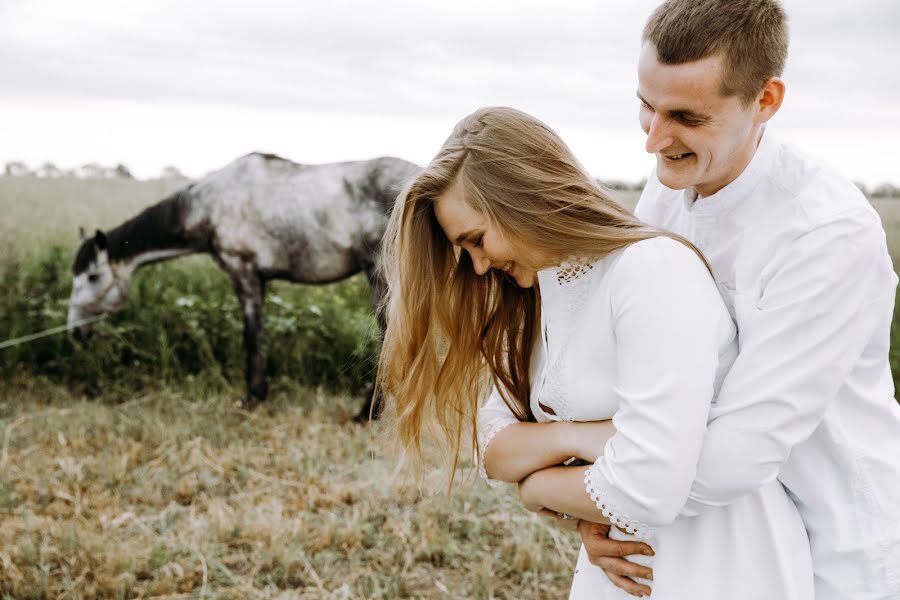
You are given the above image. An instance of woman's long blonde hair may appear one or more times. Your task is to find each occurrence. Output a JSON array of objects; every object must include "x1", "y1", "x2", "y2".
[{"x1": 377, "y1": 106, "x2": 705, "y2": 481}]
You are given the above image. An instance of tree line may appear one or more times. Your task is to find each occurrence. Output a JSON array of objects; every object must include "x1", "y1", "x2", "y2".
[{"x1": 3, "y1": 161, "x2": 185, "y2": 180}]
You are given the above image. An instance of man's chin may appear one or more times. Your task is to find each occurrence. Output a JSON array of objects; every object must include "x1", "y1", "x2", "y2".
[{"x1": 656, "y1": 161, "x2": 694, "y2": 191}]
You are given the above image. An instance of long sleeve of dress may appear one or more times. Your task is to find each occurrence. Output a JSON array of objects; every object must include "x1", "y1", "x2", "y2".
[
  {"x1": 583, "y1": 238, "x2": 731, "y2": 538},
  {"x1": 476, "y1": 386, "x2": 521, "y2": 486},
  {"x1": 680, "y1": 213, "x2": 898, "y2": 516}
]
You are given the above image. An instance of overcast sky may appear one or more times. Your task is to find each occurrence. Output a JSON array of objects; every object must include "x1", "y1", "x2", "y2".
[{"x1": 1, "y1": 0, "x2": 898, "y2": 185}]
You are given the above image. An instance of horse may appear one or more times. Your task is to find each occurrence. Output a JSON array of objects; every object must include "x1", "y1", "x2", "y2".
[{"x1": 67, "y1": 152, "x2": 419, "y2": 420}]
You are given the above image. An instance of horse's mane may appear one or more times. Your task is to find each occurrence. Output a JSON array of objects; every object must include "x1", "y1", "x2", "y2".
[{"x1": 72, "y1": 186, "x2": 205, "y2": 273}]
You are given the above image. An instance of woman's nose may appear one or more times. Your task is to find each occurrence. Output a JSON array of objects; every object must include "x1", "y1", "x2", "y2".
[{"x1": 471, "y1": 253, "x2": 491, "y2": 276}]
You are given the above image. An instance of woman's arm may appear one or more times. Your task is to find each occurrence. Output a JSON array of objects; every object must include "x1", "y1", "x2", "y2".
[
  {"x1": 483, "y1": 420, "x2": 616, "y2": 483},
  {"x1": 572, "y1": 238, "x2": 724, "y2": 537},
  {"x1": 518, "y1": 465, "x2": 609, "y2": 523}
]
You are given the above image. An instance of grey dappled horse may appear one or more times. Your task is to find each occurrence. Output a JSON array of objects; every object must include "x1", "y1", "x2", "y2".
[{"x1": 67, "y1": 152, "x2": 419, "y2": 420}]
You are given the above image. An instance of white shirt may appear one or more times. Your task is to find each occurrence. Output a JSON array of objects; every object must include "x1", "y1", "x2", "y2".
[
  {"x1": 478, "y1": 237, "x2": 814, "y2": 599},
  {"x1": 635, "y1": 129, "x2": 900, "y2": 599}
]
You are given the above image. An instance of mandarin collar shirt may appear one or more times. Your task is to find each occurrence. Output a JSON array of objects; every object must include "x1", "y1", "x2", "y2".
[{"x1": 635, "y1": 128, "x2": 900, "y2": 599}]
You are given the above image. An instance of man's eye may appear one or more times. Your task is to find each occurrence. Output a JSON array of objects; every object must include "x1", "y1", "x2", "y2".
[
  {"x1": 677, "y1": 115, "x2": 702, "y2": 126},
  {"x1": 640, "y1": 100, "x2": 653, "y2": 111}
]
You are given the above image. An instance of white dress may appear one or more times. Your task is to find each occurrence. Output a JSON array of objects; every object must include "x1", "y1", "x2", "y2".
[
  {"x1": 478, "y1": 236, "x2": 814, "y2": 599},
  {"x1": 636, "y1": 129, "x2": 900, "y2": 599}
]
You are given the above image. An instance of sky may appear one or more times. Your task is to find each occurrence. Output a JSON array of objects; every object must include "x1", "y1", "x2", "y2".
[{"x1": 1, "y1": 0, "x2": 898, "y2": 186}]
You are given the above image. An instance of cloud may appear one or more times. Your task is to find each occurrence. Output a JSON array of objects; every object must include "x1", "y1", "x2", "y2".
[
  {"x1": 0, "y1": 0, "x2": 896, "y2": 183},
  {"x1": 0, "y1": 0, "x2": 637, "y2": 122}
]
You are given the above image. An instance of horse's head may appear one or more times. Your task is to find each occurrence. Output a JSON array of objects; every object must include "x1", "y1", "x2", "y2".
[{"x1": 68, "y1": 229, "x2": 129, "y2": 341}]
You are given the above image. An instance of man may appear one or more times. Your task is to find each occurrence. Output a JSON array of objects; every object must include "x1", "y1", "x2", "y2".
[{"x1": 576, "y1": 1, "x2": 900, "y2": 598}]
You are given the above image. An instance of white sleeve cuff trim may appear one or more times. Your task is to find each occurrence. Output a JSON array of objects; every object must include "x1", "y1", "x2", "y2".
[
  {"x1": 477, "y1": 418, "x2": 517, "y2": 487},
  {"x1": 584, "y1": 462, "x2": 657, "y2": 539}
]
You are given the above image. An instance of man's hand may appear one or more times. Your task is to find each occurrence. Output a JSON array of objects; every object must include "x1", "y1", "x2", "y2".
[{"x1": 578, "y1": 520, "x2": 655, "y2": 597}]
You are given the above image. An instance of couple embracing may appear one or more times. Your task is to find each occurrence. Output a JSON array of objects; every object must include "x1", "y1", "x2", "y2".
[{"x1": 378, "y1": 0, "x2": 900, "y2": 598}]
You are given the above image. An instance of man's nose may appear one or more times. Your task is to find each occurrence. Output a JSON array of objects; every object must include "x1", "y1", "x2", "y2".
[{"x1": 645, "y1": 115, "x2": 674, "y2": 154}]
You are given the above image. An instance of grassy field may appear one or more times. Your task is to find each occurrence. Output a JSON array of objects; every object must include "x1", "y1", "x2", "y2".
[
  {"x1": 1, "y1": 176, "x2": 899, "y2": 598},
  {"x1": 0, "y1": 176, "x2": 580, "y2": 598},
  {"x1": 0, "y1": 379, "x2": 576, "y2": 599}
]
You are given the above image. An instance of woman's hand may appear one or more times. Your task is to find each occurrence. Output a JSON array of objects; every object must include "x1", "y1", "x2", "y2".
[{"x1": 570, "y1": 420, "x2": 617, "y2": 463}]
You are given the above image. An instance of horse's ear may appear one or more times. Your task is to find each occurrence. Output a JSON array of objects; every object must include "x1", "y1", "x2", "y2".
[
  {"x1": 94, "y1": 230, "x2": 108, "y2": 251},
  {"x1": 79, "y1": 226, "x2": 87, "y2": 241}
]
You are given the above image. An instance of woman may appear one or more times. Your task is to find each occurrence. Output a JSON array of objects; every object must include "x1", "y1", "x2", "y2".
[{"x1": 377, "y1": 106, "x2": 813, "y2": 599}]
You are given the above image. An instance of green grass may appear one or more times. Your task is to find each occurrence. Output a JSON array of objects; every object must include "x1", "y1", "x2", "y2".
[{"x1": 0, "y1": 248, "x2": 381, "y2": 400}]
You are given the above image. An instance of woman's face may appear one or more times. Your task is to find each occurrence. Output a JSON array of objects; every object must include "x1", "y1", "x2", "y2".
[{"x1": 433, "y1": 179, "x2": 539, "y2": 288}]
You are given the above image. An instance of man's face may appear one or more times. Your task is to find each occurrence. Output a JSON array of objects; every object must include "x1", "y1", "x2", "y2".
[{"x1": 637, "y1": 42, "x2": 761, "y2": 197}]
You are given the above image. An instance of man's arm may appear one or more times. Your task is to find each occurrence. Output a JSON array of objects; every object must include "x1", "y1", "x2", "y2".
[
  {"x1": 681, "y1": 215, "x2": 896, "y2": 515},
  {"x1": 581, "y1": 210, "x2": 897, "y2": 593}
]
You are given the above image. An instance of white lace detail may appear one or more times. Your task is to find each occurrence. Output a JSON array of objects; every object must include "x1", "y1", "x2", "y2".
[
  {"x1": 477, "y1": 418, "x2": 517, "y2": 486},
  {"x1": 555, "y1": 257, "x2": 595, "y2": 284},
  {"x1": 584, "y1": 462, "x2": 657, "y2": 539},
  {"x1": 536, "y1": 258, "x2": 599, "y2": 421}
]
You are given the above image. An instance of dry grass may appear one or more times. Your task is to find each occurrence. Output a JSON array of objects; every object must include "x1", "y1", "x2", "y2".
[{"x1": 0, "y1": 378, "x2": 577, "y2": 599}]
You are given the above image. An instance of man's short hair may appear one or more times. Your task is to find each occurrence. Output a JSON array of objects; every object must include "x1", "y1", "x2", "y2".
[{"x1": 643, "y1": 0, "x2": 788, "y2": 105}]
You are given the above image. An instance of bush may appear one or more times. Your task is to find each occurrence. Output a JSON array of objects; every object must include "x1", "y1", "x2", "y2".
[{"x1": 0, "y1": 246, "x2": 381, "y2": 399}]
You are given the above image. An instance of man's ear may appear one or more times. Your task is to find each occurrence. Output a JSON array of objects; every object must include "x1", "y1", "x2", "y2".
[{"x1": 756, "y1": 76, "x2": 785, "y2": 124}]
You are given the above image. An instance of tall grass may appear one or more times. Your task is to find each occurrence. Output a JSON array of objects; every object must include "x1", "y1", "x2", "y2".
[{"x1": 0, "y1": 247, "x2": 381, "y2": 400}]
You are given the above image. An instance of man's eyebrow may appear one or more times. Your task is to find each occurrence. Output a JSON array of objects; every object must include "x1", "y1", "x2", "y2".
[{"x1": 636, "y1": 91, "x2": 711, "y2": 121}]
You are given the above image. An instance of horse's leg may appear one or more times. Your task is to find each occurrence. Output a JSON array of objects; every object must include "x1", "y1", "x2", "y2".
[
  {"x1": 222, "y1": 257, "x2": 268, "y2": 409},
  {"x1": 354, "y1": 265, "x2": 387, "y2": 422}
]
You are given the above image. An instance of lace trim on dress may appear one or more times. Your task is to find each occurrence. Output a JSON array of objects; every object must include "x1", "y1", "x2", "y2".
[
  {"x1": 584, "y1": 462, "x2": 657, "y2": 539},
  {"x1": 555, "y1": 257, "x2": 594, "y2": 284},
  {"x1": 536, "y1": 257, "x2": 598, "y2": 422},
  {"x1": 477, "y1": 418, "x2": 518, "y2": 487}
]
